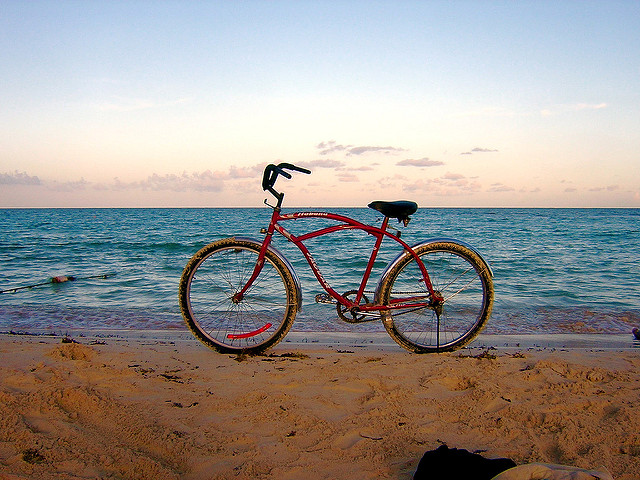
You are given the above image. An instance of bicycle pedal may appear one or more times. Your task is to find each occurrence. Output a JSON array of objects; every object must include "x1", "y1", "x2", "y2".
[{"x1": 315, "y1": 293, "x2": 335, "y2": 304}]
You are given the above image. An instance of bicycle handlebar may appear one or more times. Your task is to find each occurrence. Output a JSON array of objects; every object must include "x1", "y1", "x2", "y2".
[
  {"x1": 262, "y1": 163, "x2": 311, "y2": 207},
  {"x1": 262, "y1": 163, "x2": 311, "y2": 191}
]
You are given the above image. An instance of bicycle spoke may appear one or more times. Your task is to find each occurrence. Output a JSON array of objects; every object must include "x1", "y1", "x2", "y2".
[
  {"x1": 179, "y1": 241, "x2": 297, "y2": 353},
  {"x1": 443, "y1": 272, "x2": 482, "y2": 302}
]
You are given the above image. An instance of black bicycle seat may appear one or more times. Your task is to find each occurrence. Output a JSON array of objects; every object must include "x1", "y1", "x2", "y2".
[{"x1": 368, "y1": 201, "x2": 418, "y2": 222}]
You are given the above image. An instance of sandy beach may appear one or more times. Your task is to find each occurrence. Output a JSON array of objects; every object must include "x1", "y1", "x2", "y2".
[{"x1": 0, "y1": 333, "x2": 638, "y2": 480}]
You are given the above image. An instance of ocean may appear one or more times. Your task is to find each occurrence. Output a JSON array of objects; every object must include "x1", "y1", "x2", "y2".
[{"x1": 1, "y1": 207, "x2": 639, "y2": 336}]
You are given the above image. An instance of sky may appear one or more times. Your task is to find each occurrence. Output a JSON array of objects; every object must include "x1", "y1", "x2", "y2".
[{"x1": 1, "y1": 0, "x2": 639, "y2": 208}]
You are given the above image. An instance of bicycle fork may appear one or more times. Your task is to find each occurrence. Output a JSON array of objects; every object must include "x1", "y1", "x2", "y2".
[{"x1": 231, "y1": 224, "x2": 278, "y2": 305}]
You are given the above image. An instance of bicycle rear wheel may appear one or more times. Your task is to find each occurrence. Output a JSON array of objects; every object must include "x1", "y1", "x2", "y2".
[
  {"x1": 178, "y1": 238, "x2": 298, "y2": 354},
  {"x1": 378, "y1": 241, "x2": 494, "y2": 353}
]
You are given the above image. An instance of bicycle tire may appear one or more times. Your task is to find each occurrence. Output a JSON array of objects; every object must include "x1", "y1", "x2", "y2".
[
  {"x1": 178, "y1": 238, "x2": 298, "y2": 354},
  {"x1": 378, "y1": 241, "x2": 494, "y2": 353}
]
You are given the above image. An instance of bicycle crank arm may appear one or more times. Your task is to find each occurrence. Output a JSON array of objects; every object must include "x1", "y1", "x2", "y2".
[{"x1": 339, "y1": 309, "x2": 381, "y2": 323}]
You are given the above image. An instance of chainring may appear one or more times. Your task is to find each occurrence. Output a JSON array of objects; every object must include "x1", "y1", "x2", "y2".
[{"x1": 336, "y1": 290, "x2": 371, "y2": 323}]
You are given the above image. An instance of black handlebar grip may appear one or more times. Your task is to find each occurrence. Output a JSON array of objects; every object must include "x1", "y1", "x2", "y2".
[
  {"x1": 262, "y1": 163, "x2": 311, "y2": 191},
  {"x1": 262, "y1": 164, "x2": 278, "y2": 190},
  {"x1": 278, "y1": 162, "x2": 311, "y2": 175},
  {"x1": 277, "y1": 167, "x2": 292, "y2": 179}
]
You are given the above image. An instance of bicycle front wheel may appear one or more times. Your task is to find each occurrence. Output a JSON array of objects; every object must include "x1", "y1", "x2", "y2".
[
  {"x1": 378, "y1": 241, "x2": 494, "y2": 353},
  {"x1": 178, "y1": 238, "x2": 298, "y2": 354}
]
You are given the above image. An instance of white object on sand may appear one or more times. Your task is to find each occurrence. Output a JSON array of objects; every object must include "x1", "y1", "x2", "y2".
[{"x1": 491, "y1": 463, "x2": 614, "y2": 480}]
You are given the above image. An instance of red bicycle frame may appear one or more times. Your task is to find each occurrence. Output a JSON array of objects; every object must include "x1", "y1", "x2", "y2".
[{"x1": 233, "y1": 206, "x2": 443, "y2": 313}]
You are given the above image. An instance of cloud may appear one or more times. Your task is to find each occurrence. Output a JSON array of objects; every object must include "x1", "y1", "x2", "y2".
[
  {"x1": 451, "y1": 106, "x2": 518, "y2": 118},
  {"x1": 316, "y1": 141, "x2": 350, "y2": 156},
  {"x1": 454, "y1": 102, "x2": 608, "y2": 120},
  {"x1": 403, "y1": 179, "x2": 433, "y2": 192},
  {"x1": 337, "y1": 172, "x2": 359, "y2": 182},
  {"x1": 316, "y1": 140, "x2": 405, "y2": 156},
  {"x1": 48, "y1": 178, "x2": 90, "y2": 192},
  {"x1": 118, "y1": 164, "x2": 269, "y2": 192},
  {"x1": 443, "y1": 173, "x2": 465, "y2": 181},
  {"x1": 111, "y1": 177, "x2": 139, "y2": 191},
  {"x1": 376, "y1": 173, "x2": 408, "y2": 188},
  {"x1": 0, "y1": 171, "x2": 42, "y2": 185},
  {"x1": 2, "y1": 165, "x2": 259, "y2": 194},
  {"x1": 576, "y1": 103, "x2": 608, "y2": 110},
  {"x1": 488, "y1": 182, "x2": 515, "y2": 193},
  {"x1": 229, "y1": 164, "x2": 264, "y2": 179},
  {"x1": 349, "y1": 165, "x2": 374, "y2": 171},
  {"x1": 397, "y1": 158, "x2": 444, "y2": 167},
  {"x1": 541, "y1": 102, "x2": 608, "y2": 116},
  {"x1": 93, "y1": 96, "x2": 192, "y2": 112},
  {"x1": 461, "y1": 147, "x2": 499, "y2": 155},
  {"x1": 403, "y1": 172, "x2": 482, "y2": 196},
  {"x1": 472, "y1": 147, "x2": 498, "y2": 153},
  {"x1": 589, "y1": 185, "x2": 619, "y2": 192},
  {"x1": 139, "y1": 171, "x2": 226, "y2": 192},
  {"x1": 299, "y1": 159, "x2": 346, "y2": 169},
  {"x1": 348, "y1": 145, "x2": 405, "y2": 156},
  {"x1": 110, "y1": 170, "x2": 228, "y2": 192}
]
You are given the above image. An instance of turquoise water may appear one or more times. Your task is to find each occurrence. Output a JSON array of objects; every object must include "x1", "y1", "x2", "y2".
[{"x1": 1, "y1": 207, "x2": 639, "y2": 335}]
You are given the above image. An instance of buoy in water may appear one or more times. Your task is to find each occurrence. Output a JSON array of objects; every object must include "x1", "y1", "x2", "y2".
[{"x1": 51, "y1": 276, "x2": 76, "y2": 284}]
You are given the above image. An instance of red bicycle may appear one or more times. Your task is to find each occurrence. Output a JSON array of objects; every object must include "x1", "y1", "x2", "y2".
[{"x1": 179, "y1": 163, "x2": 494, "y2": 353}]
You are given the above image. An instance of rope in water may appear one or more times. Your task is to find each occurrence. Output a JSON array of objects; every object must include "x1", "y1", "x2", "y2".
[{"x1": 0, "y1": 274, "x2": 113, "y2": 294}]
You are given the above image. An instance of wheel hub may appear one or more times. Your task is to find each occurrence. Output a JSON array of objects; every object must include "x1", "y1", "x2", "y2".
[
  {"x1": 431, "y1": 290, "x2": 444, "y2": 316},
  {"x1": 232, "y1": 293, "x2": 243, "y2": 304}
]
